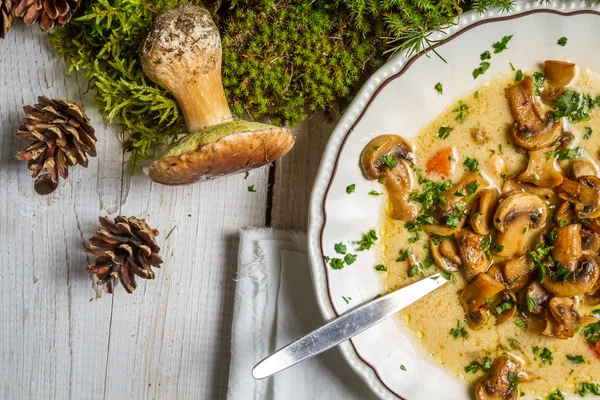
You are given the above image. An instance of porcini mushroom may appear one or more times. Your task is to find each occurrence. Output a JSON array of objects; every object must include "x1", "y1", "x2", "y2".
[
  {"x1": 456, "y1": 229, "x2": 492, "y2": 281},
  {"x1": 471, "y1": 189, "x2": 500, "y2": 236},
  {"x1": 544, "y1": 60, "x2": 576, "y2": 89},
  {"x1": 474, "y1": 356, "x2": 521, "y2": 400},
  {"x1": 505, "y1": 77, "x2": 562, "y2": 150},
  {"x1": 517, "y1": 148, "x2": 563, "y2": 188},
  {"x1": 460, "y1": 273, "x2": 505, "y2": 329},
  {"x1": 557, "y1": 176, "x2": 600, "y2": 219},
  {"x1": 493, "y1": 193, "x2": 548, "y2": 258},
  {"x1": 140, "y1": 5, "x2": 295, "y2": 185},
  {"x1": 542, "y1": 297, "x2": 579, "y2": 339},
  {"x1": 543, "y1": 253, "x2": 600, "y2": 296},
  {"x1": 360, "y1": 135, "x2": 417, "y2": 221}
]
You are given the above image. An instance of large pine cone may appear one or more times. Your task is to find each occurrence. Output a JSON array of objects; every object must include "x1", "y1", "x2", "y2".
[
  {"x1": 14, "y1": 0, "x2": 80, "y2": 31},
  {"x1": 1, "y1": 0, "x2": 15, "y2": 39},
  {"x1": 86, "y1": 216, "x2": 163, "y2": 294},
  {"x1": 15, "y1": 96, "x2": 96, "y2": 195}
]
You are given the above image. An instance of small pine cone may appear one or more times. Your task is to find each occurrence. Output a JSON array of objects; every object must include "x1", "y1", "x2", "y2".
[
  {"x1": 1, "y1": 0, "x2": 15, "y2": 39},
  {"x1": 86, "y1": 216, "x2": 163, "y2": 294},
  {"x1": 14, "y1": 0, "x2": 80, "y2": 31},
  {"x1": 15, "y1": 96, "x2": 96, "y2": 195}
]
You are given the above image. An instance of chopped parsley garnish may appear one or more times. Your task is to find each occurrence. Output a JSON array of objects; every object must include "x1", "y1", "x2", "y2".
[
  {"x1": 546, "y1": 147, "x2": 582, "y2": 160},
  {"x1": 408, "y1": 168, "x2": 453, "y2": 222},
  {"x1": 548, "y1": 228, "x2": 558, "y2": 243},
  {"x1": 514, "y1": 318, "x2": 528, "y2": 329},
  {"x1": 248, "y1": 185, "x2": 257, "y2": 192},
  {"x1": 508, "y1": 371, "x2": 519, "y2": 389},
  {"x1": 374, "y1": 264, "x2": 387, "y2": 272},
  {"x1": 445, "y1": 213, "x2": 462, "y2": 229},
  {"x1": 490, "y1": 243, "x2": 504, "y2": 254},
  {"x1": 435, "y1": 82, "x2": 443, "y2": 95},
  {"x1": 450, "y1": 320, "x2": 468, "y2": 339},
  {"x1": 437, "y1": 126, "x2": 453, "y2": 140},
  {"x1": 532, "y1": 346, "x2": 553, "y2": 365},
  {"x1": 368, "y1": 190, "x2": 382, "y2": 196},
  {"x1": 515, "y1": 70, "x2": 523, "y2": 82},
  {"x1": 464, "y1": 357, "x2": 492, "y2": 374},
  {"x1": 473, "y1": 61, "x2": 491, "y2": 79},
  {"x1": 583, "y1": 321, "x2": 600, "y2": 346},
  {"x1": 533, "y1": 71, "x2": 545, "y2": 96},
  {"x1": 400, "y1": 364, "x2": 407, "y2": 371},
  {"x1": 331, "y1": 258, "x2": 345, "y2": 270},
  {"x1": 244, "y1": 171, "x2": 249, "y2": 179},
  {"x1": 480, "y1": 51, "x2": 491, "y2": 60},
  {"x1": 546, "y1": 390, "x2": 564, "y2": 400},
  {"x1": 492, "y1": 35, "x2": 513, "y2": 53},
  {"x1": 463, "y1": 157, "x2": 479, "y2": 172},
  {"x1": 396, "y1": 249, "x2": 412, "y2": 262},
  {"x1": 507, "y1": 338, "x2": 519, "y2": 346},
  {"x1": 509, "y1": 62, "x2": 516, "y2": 71},
  {"x1": 474, "y1": 91, "x2": 480, "y2": 99},
  {"x1": 553, "y1": 90, "x2": 600, "y2": 123},
  {"x1": 342, "y1": 295, "x2": 351, "y2": 304},
  {"x1": 527, "y1": 294, "x2": 536, "y2": 313},
  {"x1": 441, "y1": 271, "x2": 456, "y2": 282},
  {"x1": 551, "y1": 264, "x2": 572, "y2": 283},
  {"x1": 344, "y1": 253, "x2": 357, "y2": 265},
  {"x1": 357, "y1": 230, "x2": 378, "y2": 251},
  {"x1": 566, "y1": 354, "x2": 584, "y2": 364},
  {"x1": 559, "y1": 219, "x2": 569, "y2": 227},
  {"x1": 379, "y1": 155, "x2": 399, "y2": 169},
  {"x1": 528, "y1": 242, "x2": 553, "y2": 283},
  {"x1": 346, "y1": 184, "x2": 356, "y2": 194},
  {"x1": 408, "y1": 255, "x2": 433, "y2": 278},
  {"x1": 584, "y1": 127, "x2": 593, "y2": 139},
  {"x1": 466, "y1": 181, "x2": 480, "y2": 195},
  {"x1": 575, "y1": 382, "x2": 600, "y2": 396},
  {"x1": 334, "y1": 242, "x2": 347, "y2": 254},
  {"x1": 557, "y1": 36, "x2": 568, "y2": 46},
  {"x1": 453, "y1": 100, "x2": 469, "y2": 123},
  {"x1": 494, "y1": 301, "x2": 515, "y2": 315}
]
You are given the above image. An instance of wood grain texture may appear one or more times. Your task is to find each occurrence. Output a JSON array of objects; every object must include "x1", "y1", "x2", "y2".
[
  {"x1": 0, "y1": 22, "x2": 269, "y2": 400},
  {"x1": 271, "y1": 114, "x2": 337, "y2": 230}
]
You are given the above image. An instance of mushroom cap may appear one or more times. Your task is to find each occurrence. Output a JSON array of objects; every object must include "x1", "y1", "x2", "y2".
[
  {"x1": 460, "y1": 273, "x2": 505, "y2": 329},
  {"x1": 471, "y1": 188, "x2": 500, "y2": 236},
  {"x1": 360, "y1": 134, "x2": 414, "y2": 179},
  {"x1": 148, "y1": 120, "x2": 295, "y2": 185},
  {"x1": 517, "y1": 148, "x2": 564, "y2": 188},
  {"x1": 557, "y1": 176, "x2": 600, "y2": 219},
  {"x1": 140, "y1": 5, "x2": 221, "y2": 90},
  {"x1": 474, "y1": 356, "x2": 520, "y2": 400},
  {"x1": 494, "y1": 193, "x2": 548, "y2": 233},
  {"x1": 542, "y1": 254, "x2": 600, "y2": 297},
  {"x1": 544, "y1": 60, "x2": 576, "y2": 88},
  {"x1": 542, "y1": 296, "x2": 579, "y2": 339}
]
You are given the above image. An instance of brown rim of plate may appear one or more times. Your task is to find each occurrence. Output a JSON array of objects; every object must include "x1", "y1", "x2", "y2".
[{"x1": 316, "y1": 8, "x2": 600, "y2": 400}]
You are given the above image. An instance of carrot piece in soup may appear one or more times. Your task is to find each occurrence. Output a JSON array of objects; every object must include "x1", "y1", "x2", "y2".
[{"x1": 426, "y1": 147, "x2": 456, "y2": 178}]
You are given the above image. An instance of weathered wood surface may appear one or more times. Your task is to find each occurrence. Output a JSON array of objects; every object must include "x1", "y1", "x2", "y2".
[{"x1": 0, "y1": 22, "x2": 333, "y2": 400}]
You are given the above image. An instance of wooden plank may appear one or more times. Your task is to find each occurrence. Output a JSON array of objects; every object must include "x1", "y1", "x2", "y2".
[
  {"x1": 271, "y1": 114, "x2": 337, "y2": 230},
  {"x1": 103, "y1": 170, "x2": 268, "y2": 399},
  {"x1": 0, "y1": 25, "x2": 121, "y2": 399}
]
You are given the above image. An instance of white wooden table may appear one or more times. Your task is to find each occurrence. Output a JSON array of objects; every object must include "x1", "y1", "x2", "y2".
[{"x1": 0, "y1": 25, "x2": 335, "y2": 399}]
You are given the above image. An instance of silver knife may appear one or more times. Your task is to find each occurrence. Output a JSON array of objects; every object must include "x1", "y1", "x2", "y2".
[{"x1": 252, "y1": 273, "x2": 448, "y2": 379}]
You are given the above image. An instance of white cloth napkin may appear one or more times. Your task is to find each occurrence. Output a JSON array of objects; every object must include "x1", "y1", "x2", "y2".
[{"x1": 227, "y1": 228, "x2": 377, "y2": 400}]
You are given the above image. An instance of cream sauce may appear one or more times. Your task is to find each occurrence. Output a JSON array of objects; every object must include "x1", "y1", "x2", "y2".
[{"x1": 378, "y1": 68, "x2": 600, "y2": 397}]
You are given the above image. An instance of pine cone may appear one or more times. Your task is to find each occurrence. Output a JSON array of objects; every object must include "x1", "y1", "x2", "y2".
[
  {"x1": 1, "y1": 0, "x2": 15, "y2": 39},
  {"x1": 14, "y1": 0, "x2": 80, "y2": 31},
  {"x1": 86, "y1": 216, "x2": 163, "y2": 294},
  {"x1": 15, "y1": 96, "x2": 96, "y2": 195}
]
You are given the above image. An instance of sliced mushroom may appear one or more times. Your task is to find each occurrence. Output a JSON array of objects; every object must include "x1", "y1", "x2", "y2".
[
  {"x1": 360, "y1": 135, "x2": 417, "y2": 221},
  {"x1": 543, "y1": 254, "x2": 600, "y2": 296},
  {"x1": 474, "y1": 356, "x2": 520, "y2": 400},
  {"x1": 504, "y1": 255, "x2": 534, "y2": 291},
  {"x1": 471, "y1": 127, "x2": 487, "y2": 144},
  {"x1": 471, "y1": 189, "x2": 500, "y2": 235},
  {"x1": 493, "y1": 193, "x2": 548, "y2": 258},
  {"x1": 584, "y1": 280, "x2": 600, "y2": 306},
  {"x1": 517, "y1": 148, "x2": 563, "y2": 188},
  {"x1": 542, "y1": 297, "x2": 579, "y2": 339},
  {"x1": 502, "y1": 177, "x2": 559, "y2": 207},
  {"x1": 571, "y1": 159, "x2": 597, "y2": 180},
  {"x1": 582, "y1": 229, "x2": 600, "y2": 253},
  {"x1": 460, "y1": 273, "x2": 505, "y2": 329},
  {"x1": 555, "y1": 201, "x2": 576, "y2": 227},
  {"x1": 522, "y1": 281, "x2": 551, "y2": 315},
  {"x1": 423, "y1": 172, "x2": 486, "y2": 236},
  {"x1": 544, "y1": 60, "x2": 576, "y2": 89},
  {"x1": 455, "y1": 229, "x2": 492, "y2": 281},
  {"x1": 491, "y1": 291, "x2": 517, "y2": 325},
  {"x1": 440, "y1": 238, "x2": 462, "y2": 264},
  {"x1": 430, "y1": 239, "x2": 461, "y2": 272},
  {"x1": 487, "y1": 263, "x2": 506, "y2": 285},
  {"x1": 506, "y1": 77, "x2": 562, "y2": 150},
  {"x1": 552, "y1": 224, "x2": 582, "y2": 270},
  {"x1": 557, "y1": 176, "x2": 600, "y2": 219}
]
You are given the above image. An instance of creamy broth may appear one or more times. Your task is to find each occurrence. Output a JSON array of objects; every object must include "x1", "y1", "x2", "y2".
[{"x1": 378, "y1": 68, "x2": 600, "y2": 397}]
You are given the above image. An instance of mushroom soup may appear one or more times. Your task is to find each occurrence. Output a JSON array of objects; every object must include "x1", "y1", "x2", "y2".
[{"x1": 366, "y1": 62, "x2": 600, "y2": 399}]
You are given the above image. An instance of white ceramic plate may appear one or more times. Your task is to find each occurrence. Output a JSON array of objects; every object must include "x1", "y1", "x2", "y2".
[{"x1": 307, "y1": 2, "x2": 600, "y2": 399}]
